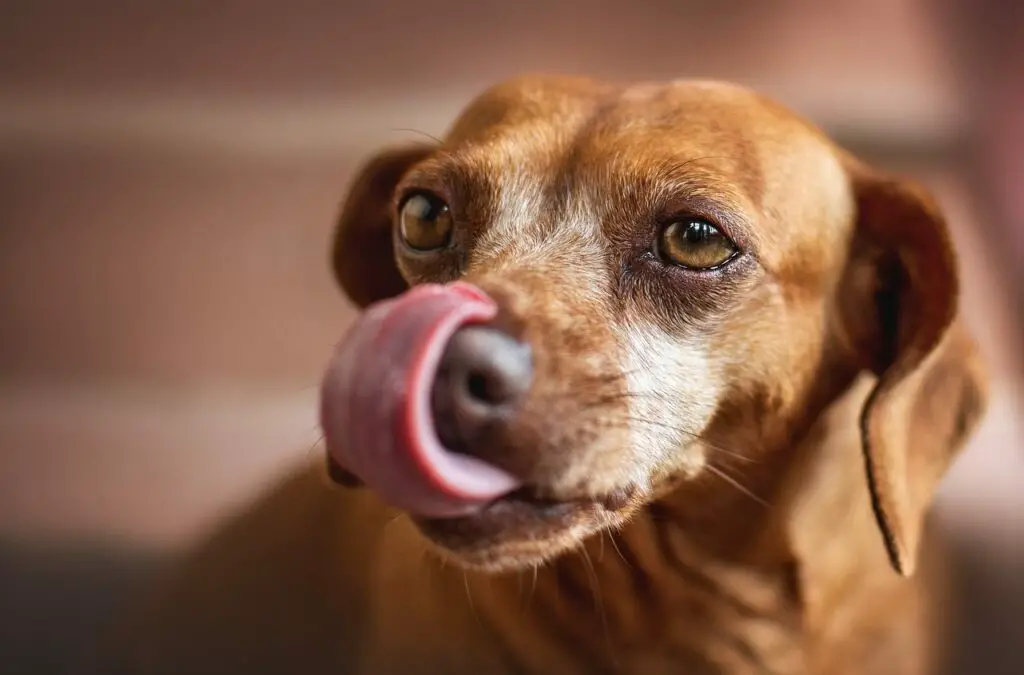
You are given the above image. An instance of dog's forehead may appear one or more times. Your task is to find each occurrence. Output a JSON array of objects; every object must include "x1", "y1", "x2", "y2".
[
  {"x1": 441, "y1": 77, "x2": 854, "y2": 270},
  {"x1": 447, "y1": 77, "x2": 817, "y2": 169}
]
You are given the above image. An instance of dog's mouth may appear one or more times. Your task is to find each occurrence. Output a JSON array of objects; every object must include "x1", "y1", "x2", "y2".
[
  {"x1": 409, "y1": 483, "x2": 637, "y2": 569},
  {"x1": 319, "y1": 282, "x2": 639, "y2": 567},
  {"x1": 413, "y1": 486, "x2": 587, "y2": 538},
  {"x1": 413, "y1": 482, "x2": 634, "y2": 531},
  {"x1": 326, "y1": 446, "x2": 635, "y2": 568}
]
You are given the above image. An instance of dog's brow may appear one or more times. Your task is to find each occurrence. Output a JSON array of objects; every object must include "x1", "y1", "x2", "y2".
[
  {"x1": 586, "y1": 160, "x2": 761, "y2": 250},
  {"x1": 401, "y1": 157, "x2": 500, "y2": 213}
]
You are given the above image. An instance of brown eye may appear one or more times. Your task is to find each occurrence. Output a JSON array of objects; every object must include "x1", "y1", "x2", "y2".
[
  {"x1": 657, "y1": 219, "x2": 738, "y2": 270},
  {"x1": 399, "y1": 192, "x2": 453, "y2": 251}
]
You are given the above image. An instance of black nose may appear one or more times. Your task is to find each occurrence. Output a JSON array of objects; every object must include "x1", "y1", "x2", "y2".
[{"x1": 430, "y1": 325, "x2": 532, "y2": 455}]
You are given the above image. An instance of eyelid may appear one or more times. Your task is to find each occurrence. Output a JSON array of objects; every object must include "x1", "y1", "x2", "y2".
[
  {"x1": 393, "y1": 184, "x2": 454, "y2": 222},
  {"x1": 657, "y1": 197, "x2": 754, "y2": 253},
  {"x1": 393, "y1": 160, "x2": 464, "y2": 214}
]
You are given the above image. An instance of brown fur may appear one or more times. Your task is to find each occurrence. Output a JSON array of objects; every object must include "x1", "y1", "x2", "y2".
[{"x1": 97, "y1": 75, "x2": 987, "y2": 675}]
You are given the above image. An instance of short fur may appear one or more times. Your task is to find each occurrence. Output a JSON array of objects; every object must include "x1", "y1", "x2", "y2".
[{"x1": 97, "y1": 76, "x2": 987, "y2": 675}]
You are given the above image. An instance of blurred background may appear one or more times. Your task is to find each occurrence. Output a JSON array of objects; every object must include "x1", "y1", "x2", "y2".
[{"x1": 0, "y1": 1, "x2": 1020, "y2": 673}]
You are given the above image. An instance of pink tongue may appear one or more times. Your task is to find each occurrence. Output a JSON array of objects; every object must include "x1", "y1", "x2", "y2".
[{"x1": 320, "y1": 282, "x2": 523, "y2": 518}]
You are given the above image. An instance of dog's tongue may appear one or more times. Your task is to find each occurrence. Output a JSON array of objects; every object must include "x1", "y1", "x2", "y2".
[{"x1": 320, "y1": 282, "x2": 522, "y2": 518}]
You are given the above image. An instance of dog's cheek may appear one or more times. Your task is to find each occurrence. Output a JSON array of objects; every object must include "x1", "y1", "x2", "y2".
[{"x1": 615, "y1": 321, "x2": 722, "y2": 483}]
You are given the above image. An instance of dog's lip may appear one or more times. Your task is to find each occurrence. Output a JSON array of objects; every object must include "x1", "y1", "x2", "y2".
[
  {"x1": 496, "y1": 483, "x2": 638, "y2": 513},
  {"x1": 411, "y1": 492, "x2": 584, "y2": 543},
  {"x1": 413, "y1": 483, "x2": 638, "y2": 528}
]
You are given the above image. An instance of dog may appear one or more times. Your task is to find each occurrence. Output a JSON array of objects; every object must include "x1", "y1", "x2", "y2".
[{"x1": 97, "y1": 75, "x2": 987, "y2": 675}]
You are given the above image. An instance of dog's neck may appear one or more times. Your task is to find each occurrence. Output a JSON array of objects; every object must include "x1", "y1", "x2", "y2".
[{"x1": 457, "y1": 374, "x2": 932, "y2": 674}]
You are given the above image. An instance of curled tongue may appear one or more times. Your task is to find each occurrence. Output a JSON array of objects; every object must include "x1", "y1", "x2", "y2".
[{"x1": 320, "y1": 282, "x2": 523, "y2": 518}]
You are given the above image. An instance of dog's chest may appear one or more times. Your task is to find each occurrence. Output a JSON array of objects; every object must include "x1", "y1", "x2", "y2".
[
  {"x1": 573, "y1": 596, "x2": 808, "y2": 675},
  {"x1": 460, "y1": 559, "x2": 811, "y2": 675}
]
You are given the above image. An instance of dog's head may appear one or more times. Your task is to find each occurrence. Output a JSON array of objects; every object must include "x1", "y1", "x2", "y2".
[{"x1": 321, "y1": 76, "x2": 986, "y2": 576}]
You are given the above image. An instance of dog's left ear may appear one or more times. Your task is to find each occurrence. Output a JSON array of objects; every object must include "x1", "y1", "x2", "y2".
[{"x1": 837, "y1": 158, "x2": 988, "y2": 577}]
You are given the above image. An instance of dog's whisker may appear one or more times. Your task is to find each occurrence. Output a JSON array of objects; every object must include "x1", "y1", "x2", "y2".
[
  {"x1": 389, "y1": 127, "x2": 445, "y2": 146},
  {"x1": 705, "y1": 465, "x2": 769, "y2": 508},
  {"x1": 665, "y1": 154, "x2": 733, "y2": 172},
  {"x1": 608, "y1": 531, "x2": 631, "y2": 569},
  {"x1": 308, "y1": 435, "x2": 329, "y2": 487},
  {"x1": 570, "y1": 366, "x2": 660, "y2": 389},
  {"x1": 529, "y1": 564, "x2": 539, "y2": 608},
  {"x1": 631, "y1": 417, "x2": 756, "y2": 463},
  {"x1": 578, "y1": 545, "x2": 617, "y2": 665},
  {"x1": 306, "y1": 433, "x2": 325, "y2": 458},
  {"x1": 579, "y1": 391, "x2": 666, "y2": 408},
  {"x1": 462, "y1": 572, "x2": 481, "y2": 626},
  {"x1": 415, "y1": 547, "x2": 433, "y2": 583},
  {"x1": 595, "y1": 414, "x2": 758, "y2": 465}
]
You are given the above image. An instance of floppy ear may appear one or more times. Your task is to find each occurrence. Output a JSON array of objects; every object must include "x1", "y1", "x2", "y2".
[
  {"x1": 837, "y1": 160, "x2": 988, "y2": 577},
  {"x1": 332, "y1": 144, "x2": 435, "y2": 307}
]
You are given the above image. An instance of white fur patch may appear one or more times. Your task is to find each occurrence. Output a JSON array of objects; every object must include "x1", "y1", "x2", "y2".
[
  {"x1": 475, "y1": 167, "x2": 606, "y2": 281},
  {"x1": 615, "y1": 320, "x2": 720, "y2": 481},
  {"x1": 481, "y1": 166, "x2": 546, "y2": 254}
]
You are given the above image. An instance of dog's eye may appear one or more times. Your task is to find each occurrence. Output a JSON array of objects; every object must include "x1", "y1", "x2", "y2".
[
  {"x1": 657, "y1": 219, "x2": 738, "y2": 270},
  {"x1": 399, "y1": 192, "x2": 453, "y2": 251}
]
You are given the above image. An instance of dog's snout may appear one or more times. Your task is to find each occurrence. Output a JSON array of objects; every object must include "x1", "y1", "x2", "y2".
[{"x1": 431, "y1": 325, "x2": 532, "y2": 454}]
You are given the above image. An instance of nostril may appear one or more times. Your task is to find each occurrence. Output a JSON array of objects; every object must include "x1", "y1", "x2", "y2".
[
  {"x1": 454, "y1": 336, "x2": 531, "y2": 410},
  {"x1": 466, "y1": 370, "x2": 505, "y2": 405}
]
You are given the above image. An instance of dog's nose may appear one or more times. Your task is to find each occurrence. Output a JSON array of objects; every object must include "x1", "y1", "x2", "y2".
[{"x1": 431, "y1": 325, "x2": 532, "y2": 455}]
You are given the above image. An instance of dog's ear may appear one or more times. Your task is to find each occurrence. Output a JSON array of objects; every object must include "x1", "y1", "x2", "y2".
[
  {"x1": 837, "y1": 159, "x2": 988, "y2": 577},
  {"x1": 332, "y1": 144, "x2": 435, "y2": 307}
]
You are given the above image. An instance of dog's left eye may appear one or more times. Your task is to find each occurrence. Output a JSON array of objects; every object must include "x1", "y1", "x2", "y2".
[{"x1": 657, "y1": 219, "x2": 738, "y2": 270}]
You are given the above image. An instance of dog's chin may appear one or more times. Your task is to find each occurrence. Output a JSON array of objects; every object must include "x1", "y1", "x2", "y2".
[{"x1": 410, "y1": 488, "x2": 635, "y2": 573}]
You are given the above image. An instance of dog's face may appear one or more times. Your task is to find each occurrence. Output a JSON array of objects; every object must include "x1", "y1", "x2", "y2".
[{"x1": 325, "y1": 76, "x2": 985, "y2": 575}]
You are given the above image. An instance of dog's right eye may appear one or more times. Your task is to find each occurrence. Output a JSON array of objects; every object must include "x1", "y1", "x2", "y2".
[{"x1": 398, "y1": 192, "x2": 453, "y2": 251}]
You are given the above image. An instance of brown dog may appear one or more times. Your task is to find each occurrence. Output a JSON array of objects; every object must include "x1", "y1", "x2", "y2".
[{"x1": 100, "y1": 75, "x2": 987, "y2": 675}]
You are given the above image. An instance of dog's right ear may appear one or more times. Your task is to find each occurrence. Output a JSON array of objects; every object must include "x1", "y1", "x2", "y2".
[{"x1": 332, "y1": 145, "x2": 435, "y2": 307}]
